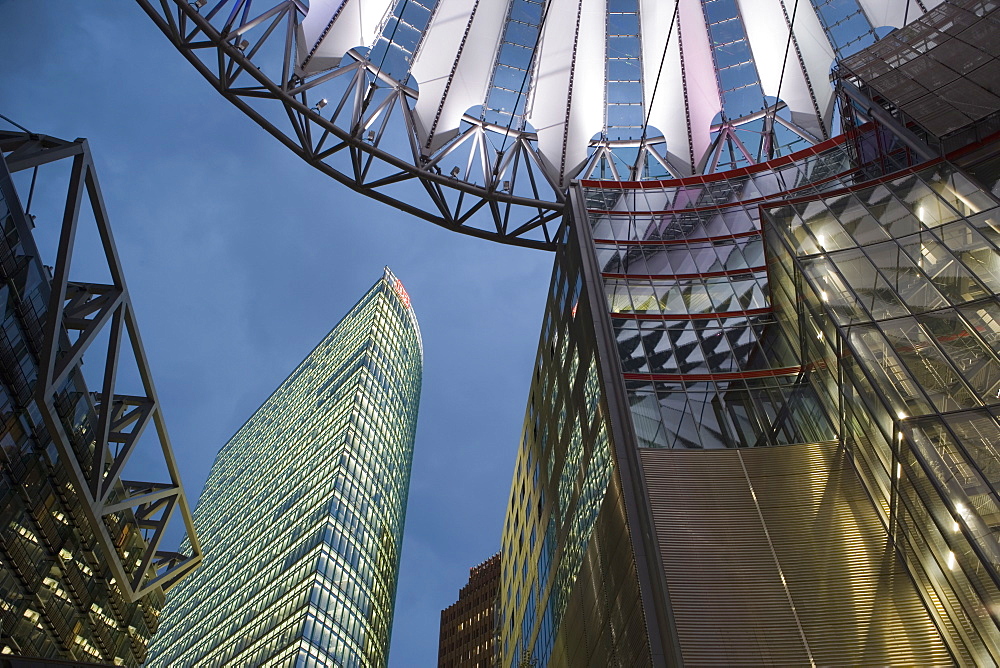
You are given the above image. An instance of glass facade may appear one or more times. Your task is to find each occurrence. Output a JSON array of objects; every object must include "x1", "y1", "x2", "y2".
[
  {"x1": 0, "y1": 147, "x2": 171, "y2": 664},
  {"x1": 766, "y1": 160, "x2": 1000, "y2": 662},
  {"x1": 583, "y1": 132, "x2": 887, "y2": 451},
  {"x1": 147, "y1": 268, "x2": 422, "y2": 668},
  {"x1": 503, "y1": 91, "x2": 1000, "y2": 663},
  {"x1": 498, "y1": 227, "x2": 659, "y2": 667}
]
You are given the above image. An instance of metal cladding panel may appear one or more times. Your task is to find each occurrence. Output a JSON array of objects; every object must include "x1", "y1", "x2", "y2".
[{"x1": 639, "y1": 442, "x2": 954, "y2": 665}]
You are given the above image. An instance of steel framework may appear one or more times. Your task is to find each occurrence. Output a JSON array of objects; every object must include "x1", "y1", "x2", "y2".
[
  {"x1": 133, "y1": 0, "x2": 819, "y2": 249},
  {"x1": 133, "y1": 0, "x2": 943, "y2": 249},
  {"x1": 135, "y1": 0, "x2": 565, "y2": 249},
  {"x1": 0, "y1": 131, "x2": 202, "y2": 602}
]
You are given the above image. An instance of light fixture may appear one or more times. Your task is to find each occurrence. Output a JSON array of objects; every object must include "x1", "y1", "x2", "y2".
[
  {"x1": 238, "y1": 39, "x2": 250, "y2": 51},
  {"x1": 450, "y1": 166, "x2": 460, "y2": 178},
  {"x1": 189, "y1": 0, "x2": 207, "y2": 9},
  {"x1": 502, "y1": 181, "x2": 511, "y2": 192},
  {"x1": 312, "y1": 98, "x2": 328, "y2": 114},
  {"x1": 366, "y1": 130, "x2": 375, "y2": 142}
]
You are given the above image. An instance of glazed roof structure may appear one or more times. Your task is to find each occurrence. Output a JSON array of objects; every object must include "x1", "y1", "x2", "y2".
[{"x1": 137, "y1": 0, "x2": 950, "y2": 246}]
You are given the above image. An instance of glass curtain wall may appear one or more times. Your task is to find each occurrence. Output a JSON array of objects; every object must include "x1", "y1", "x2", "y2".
[
  {"x1": 766, "y1": 161, "x2": 1000, "y2": 663},
  {"x1": 148, "y1": 269, "x2": 422, "y2": 668},
  {"x1": 0, "y1": 150, "x2": 167, "y2": 665},
  {"x1": 580, "y1": 131, "x2": 886, "y2": 450},
  {"x1": 498, "y1": 229, "x2": 657, "y2": 668}
]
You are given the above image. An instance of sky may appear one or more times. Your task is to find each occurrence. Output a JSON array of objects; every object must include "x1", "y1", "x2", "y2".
[{"x1": 0, "y1": 1, "x2": 552, "y2": 663}]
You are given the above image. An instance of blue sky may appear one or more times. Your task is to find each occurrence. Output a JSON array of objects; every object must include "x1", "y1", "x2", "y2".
[{"x1": 0, "y1": 1, "x2": 550, "y2": 663}]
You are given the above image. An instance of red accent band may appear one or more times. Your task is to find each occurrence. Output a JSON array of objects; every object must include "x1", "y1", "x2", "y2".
[
  {"x1": 580, "y1": 127, "x2": 867, "y2": 189},
  {"x1": 603, "y1": 265, "x2": 767, "y2": 280},
  {"x1": 610, "y1": 307, "x2": 773, "y2": 320},
  {"x1": 592, "y1": 229, "x2": 761, "y2": 245},
  {"x1": 623, "y1": 366, "x2": 802, "y2": 382}
]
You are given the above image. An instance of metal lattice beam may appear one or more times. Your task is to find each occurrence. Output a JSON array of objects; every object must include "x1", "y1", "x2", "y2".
[{"x1": 2, "y1": 130, "x2": 202, "y2": 602}]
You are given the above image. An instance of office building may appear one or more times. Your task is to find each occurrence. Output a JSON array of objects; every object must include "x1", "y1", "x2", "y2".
[
  {"x1": 0, "y1": 132, "x2": 200, "y2": 664},
  {"x1": 136, "y1": 0, "x2": 1000, "y2": 663},
  {"x1": 499, "y1": 2, "x2": 1000, "y2": 665},
  {"x1": 438, "y1": 553, "x2": 500, "y2": 668},
  {"x1": 147, "y1": 268, "x2": 422, "y2": 667}
]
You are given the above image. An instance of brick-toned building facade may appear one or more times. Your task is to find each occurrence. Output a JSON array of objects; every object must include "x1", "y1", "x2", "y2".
[{"x1": 439, "y1": 554, "x2": 500, "y2": 667}]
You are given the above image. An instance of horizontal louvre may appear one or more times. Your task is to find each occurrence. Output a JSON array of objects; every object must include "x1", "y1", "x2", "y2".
[{"x1": 641, "y1": 442, "x2": 954, "y2": 665}]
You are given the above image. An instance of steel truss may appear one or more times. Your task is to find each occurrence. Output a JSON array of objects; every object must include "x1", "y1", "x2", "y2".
[
  {"x1": 134, "y1": 0, "x2": 833, "y2": 249},
  {"x1": 134, "y1": 0, "x2": 563, "y2": 249},
  {"x1": 1, "y1": 131, "x2": 202, "y2": 602}
]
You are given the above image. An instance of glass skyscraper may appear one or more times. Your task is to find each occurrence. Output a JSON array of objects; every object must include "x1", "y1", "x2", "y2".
[
  {"x1": 129, "y1": 0, "x2": 1000, "y2": 663},
  {"x1": 1, "y1": 132, "x2": 200, "y2": 665},
  {"x1": 499, "y1": 3, "x2": 1000, "y2": 665},
  {"x1": 147, "y1": 268, "x2": 422, "y2": 667}
]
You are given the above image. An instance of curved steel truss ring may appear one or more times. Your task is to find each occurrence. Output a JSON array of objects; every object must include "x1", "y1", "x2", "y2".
[
  {"x1": 135, "y1": 0, "x2": 560, "y2": 248},
  {"x1": 134, "y1": 0, "x2": 689, "y2": 249}
]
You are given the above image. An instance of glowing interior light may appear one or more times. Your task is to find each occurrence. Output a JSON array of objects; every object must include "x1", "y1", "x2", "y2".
[
  {"x1": 897, "y1": 411, "x2": 908, "y2": 420},
  {"x1": 820, "y1": 290, "x2": 829, "y2": 301},
  {"x1": 917, "y1": 205, "x2": 924, "y2": 222},
  {"x1": 953, "y1": 520, "x2": 961, "y2": 532},
  {"x1": 816, "y1": 234, "x2": 825, "y2": 249},
  {"x1": 947, "y1": 551, "x2": 957, "y2": 570},
  {"x1": 896, "y1": 463, "x2": 902, "y2": 479}
]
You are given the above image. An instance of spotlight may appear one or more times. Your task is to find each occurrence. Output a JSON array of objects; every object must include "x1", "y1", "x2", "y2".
[{"x1": 450, "y1": 166, "x2": 460, "y2": 178}]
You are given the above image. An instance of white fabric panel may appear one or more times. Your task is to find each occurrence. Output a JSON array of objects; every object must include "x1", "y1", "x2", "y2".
[
  {"x1": 678, "y1": 0, "x2": 721, "y2": 170},
  {"x1": 640, "y1": 0, "x2": 685, "y2": 172},
  {"x1": 738, "y1": 0, "x2": 835, "y2": 139},
  {"x1": 857, "y1": 0, "x2": 944, "y2": 29},
  {"x1": 410, "y1": 0, "x2": 509, "y2": 153},
  {"x1": 298, "y1": 0, "x2": 396, "y2": 74},
  {"x1": 640, "y1": 0, "x2": 679, "y2": 169},
  {"x1": 640, "y1": 0, "x2": 720, "y2": 174},
  {"x1": 788, "y1": 1, "x2": 836, "y2": 138},
  {"x1": 526, "y1": 0, "x2": 606, "y2": 188},
  {"x1": 660, "y1": 0, "x2": 722, "y2": 173}
]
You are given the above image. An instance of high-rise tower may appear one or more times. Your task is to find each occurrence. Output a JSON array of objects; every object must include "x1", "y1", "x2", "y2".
[
  {"x1": 438, "y1": 553, "x2": 500, "y2": 668},
  {"x1": 134, "y1": 0, "x2": 1000, "y2": 663},
  {"x1": 147, "y1": 268, "x2": 422, "y2": 667},
  {"x1": 0, "y1": 131, "x2": 200, "y2": 665},
  {"x1": 499, "y1": 3, "x2": 1000, "y2": 665}
]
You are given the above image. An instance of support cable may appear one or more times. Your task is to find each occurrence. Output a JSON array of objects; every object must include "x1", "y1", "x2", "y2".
[
  {"x1": 767, "y1": 0, "x2": 801, "y2": 160},
  {"x1": 0, "y1": 113, "x2": 31, "y2": 134},
  {"x1": 629, "y1": 2, "x2": 681, "y2": 177}
]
